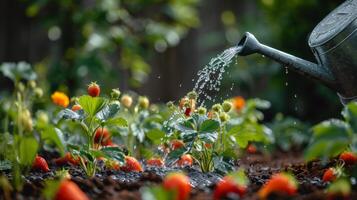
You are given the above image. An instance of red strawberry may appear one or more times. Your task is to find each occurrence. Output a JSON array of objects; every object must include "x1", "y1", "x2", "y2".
[
  {"x1": 247, "y1": 144, "x2": 257, "y2": 154},
  {"x1": 171, "y1": 140, "x2": 185, "y2": 150},
  {"x1": 54, "y1": 152, "x2": 80, "y2": 166},
  {"x1": 258, "y1": 173, "x2": 298, "y2": 199},
  {"x1": 204, "y1": 143, "x2": 212, "y2": 149},
  {"x1": 184, "y1": 107, "x2": 192, "y2": 117},
  {"x1": 71, "y1": 104, "x2": 82, "y2": 112},
  {"x1": 32, "y1": 155, "x2": 50, "y2": 172},
  {"x1": 87, "y1": 82, "x2": 100, "y2": 97},
  {"x1": 55, "y1": 179, "x2": 89, "y2": 200},
  {"x1": 94, "y1": 128, "x2": 112, "y2": 146},
  {"x1": 163, "y1": 173, "x2": 191, "y2": 200},
  {"x1": 323, "y1": 168, "x2": 338, "y2": 183},
  {"x1": 339, "y1": 151, "x2": 357, "y2": 165},
  {"x1": 177, "y1": 154, "x2": 193, "y2": 167},
  {"x1": 213, "y1": 176, "x2": 247, "y2": 200},
  {"x1": 120, "y1": 156, "x2": 143, "y2": 172},
  {"x1": 146, "y1": 158, "x2": 165, "y2": 167}
]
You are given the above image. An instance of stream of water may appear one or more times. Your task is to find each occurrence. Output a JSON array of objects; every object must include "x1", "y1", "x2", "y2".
[{"x1": 193, "y1": 46, "x2": 242, "y2": 106}]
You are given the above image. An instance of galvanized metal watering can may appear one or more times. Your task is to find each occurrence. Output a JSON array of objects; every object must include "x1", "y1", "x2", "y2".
[{"x1": 237, "y1": 0, "x2": 357, "y2": 104}]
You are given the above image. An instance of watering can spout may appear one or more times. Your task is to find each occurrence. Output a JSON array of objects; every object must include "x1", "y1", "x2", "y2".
[{"x1": 237, "y1": 32, "x2": 338, "y2": 91}]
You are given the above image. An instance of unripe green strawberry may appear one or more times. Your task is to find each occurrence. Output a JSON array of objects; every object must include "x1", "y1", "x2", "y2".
[
  {"x1": 138, "y1": 96, "x2": 150, "y2": 109},
  {"x1": 222, "y1": 101, "x2": 233, "y2": 113},
  {"x1": 121, "y1": 94, "x2": 133, "y2": 108},
  {"x1": 212, "y1": 104, "x2": 222, "y2": 112},
  {"x1": 110, "y1": 88, "x2": 121, "y2": 99}
]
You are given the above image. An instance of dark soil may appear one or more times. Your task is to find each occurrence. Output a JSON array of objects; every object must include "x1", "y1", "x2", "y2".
[{"x1": 2, "y1": 152, "x2": 357, "y2": 200}]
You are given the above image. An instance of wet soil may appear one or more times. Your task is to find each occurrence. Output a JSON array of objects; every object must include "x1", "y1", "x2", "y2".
[{"x1": 2, "y1": 151, "x2": 357, "y2": 200}]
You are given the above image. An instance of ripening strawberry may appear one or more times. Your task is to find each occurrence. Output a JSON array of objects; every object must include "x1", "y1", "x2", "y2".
[
  {"x1": 54, "y1": 179, "x2": 89, "y2": 200},
  {"x1": 120, "y1": 156, "x2": 143, "y2": 172},
  {"x1": 163, "y1": 173, "x2": 191, "y2": 200},
  {"x1": 258, "y1": 173, "x2": 298, "y2": 199},
  {"x1": 54, "y1": 152, "x2": 80, "y2": 166},
  {"x1": 71, "y1": 104, "x2": 82, "y2": 112},
  {"x1": 32, "y1": 155, "x2": 50, "y2": 172},
  {"x1": 184, "y1": 107, "x2": 192, "y2": 117},
  {"x1": 94, "y1": 128, "x2": 112, "y2": 146},
  {"x1": 177, "y1": 154, "x2": 193, "y2": 167},
  {"x1": 87, "y1": 82, "x2": 100, "y2": 97},
  {"x1": 213, "y1": 176, "x2": 247, "y2": 200},
  {"x1": 146, "y1": 158, "x2": 165, "y2": 167},
  {"x1": 339, "y1": 151, "x2": 357, "y2": 165},
  {"x1": 171, "y1": 139, "x2": 185, "y2": 150},
  {"x1": 247, "y1": 144, "x2": 257, "y2": 154},
  {"x1": 323, "y1": 168, "x2": 338, "y2": 183}
]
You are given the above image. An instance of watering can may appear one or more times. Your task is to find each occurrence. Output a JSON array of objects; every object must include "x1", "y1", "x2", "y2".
[{"x1": 237, "y1": 0, "x2": 357, "y2": 104}]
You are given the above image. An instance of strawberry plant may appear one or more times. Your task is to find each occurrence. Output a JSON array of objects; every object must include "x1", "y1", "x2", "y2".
[
  {"x1": 304, "y1": 101, "x2": 357, "y2": 162},
  {"x1": 155, "y1": 92, "x2": 273, "y2": 173},
  {"x1": 0, "y1": 62, "x2": 62, "y2": 190},
  {"x1": 56, "y1": 83, "x2": 128, "y2": 176}
]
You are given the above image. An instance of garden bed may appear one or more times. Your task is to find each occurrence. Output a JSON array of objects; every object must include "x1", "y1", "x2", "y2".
[{"x1": 3, "y1": 151, "x2": 357, "y2": 200}]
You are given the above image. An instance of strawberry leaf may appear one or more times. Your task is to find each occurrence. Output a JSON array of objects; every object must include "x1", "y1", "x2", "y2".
[
  {"x1": 199, "y1": 119, "x2": 220, "y2": 133},
  {"x1": 78, "y1": 95, "x2": 106, "y2": 117}
]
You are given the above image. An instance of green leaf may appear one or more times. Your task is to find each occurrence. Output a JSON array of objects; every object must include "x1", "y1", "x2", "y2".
[
  {"x1": 0, "y1": 160, "x2": 12, "y2": 171},
  {"x1": 100, "y1": 146, "x2": 125, "y2": 164},
  {"x1": 198, "y1": 132, "x2": 218, "y2": 143},
  {"x1": 228, "y1": 123, "x2": 272, "y2": 148},
  {"x1": 40, "y1": 125, "x2": 65, "y2": 155},
  {"x1": 104, "y1": 117, "x2": 128, "y2": 127},
  {"x1": 167, "y1": 148, "x2": 187, "y2": 160},
  {"x1": 146, "y1": 129, "x2": 165, "y2": 144},
  {"x1": 0, "y1": 62, "x2": 37, "y2": 82},
  {"x1": 199, "y1": 119, "x2": 220, "y2": 132},
  {"x1": 79, "y1": 95, "x2": 106, "y2": 117},
  {"x1": 175, "y1": 121, "x2": 195, "y2": 132},
  {"x1": 42, "y1": 179, "x2": 61, "y2": 200},
  {"x1": 96, "y1": 102, "x2": 120, "y2": 122},
  {"x1": 311, "y1": 119, "x2": 352, "y2": 142},
  {"x1": 227, "y1": 169, "x2": 249, "y2": 186},
  {"x1": 141, "y1": 186, "x2": 175, "y2": 200},
  {"x1": 57, "y1": 109, "x2": 84, "y2": 121},
  {"x1": 342, "y1": 102, "x2": 357, "y2": 133},
  {"x1": 18, "y1": 137, "x2": 38, "y2": 166},
  {"x1": 304, "y1": 119, "x2": 352, "y2": 161}
]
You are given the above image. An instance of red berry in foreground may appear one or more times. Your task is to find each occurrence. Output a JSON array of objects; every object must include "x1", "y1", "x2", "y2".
[
  {"x1": 214, "y1": 176, "x2": 247, "y2": 200},
  {"x1": 94, "y1": 128, "x2": 112, "y2": 146},
  {"x1": 323, "y1": 168, "x2": 337, "y2": 183},
  {"x1": 258, "y1": 173, "x2": 298, "y2": 199},
  {"x1": 339, "y1": 152, "x2": 357, "y2": 165},
  {"x1": 55, "y1": 179, "x2": 89, "y2": 200},
  {"x1": 120, "y1": 156, "x2": 143, "y2": 172},
  {"x1": 177, "y1": 154, "x2": 193, "y2": 167},
  {"x1": 87, "y1": 82, "x2": 100, "y2": 97},
  {"x1": 146, "y1": 158, "x2": 165, "y2": 167},
  {"x1": 32, "y1": 155, "x2": 50, "y2": 172},
  {"x1": 163, "y1": 173, "x2": 191, "y2": 200}
]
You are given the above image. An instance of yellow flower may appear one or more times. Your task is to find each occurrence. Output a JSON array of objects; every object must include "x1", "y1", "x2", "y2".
[{"x1": 51, "y1": 91, "x2": 69, "y2": 108}]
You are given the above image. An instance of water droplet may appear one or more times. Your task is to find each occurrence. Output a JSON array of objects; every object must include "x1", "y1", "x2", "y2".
[
  {"x1": 157, "y1": 75, "x2": 161, "y2": 79},
  {"x1": 294, "y1": 94, "x2": 297, "y2": 98},
  {"x1": 285, "y1": 82, "x2": 288, "y2": 86}
]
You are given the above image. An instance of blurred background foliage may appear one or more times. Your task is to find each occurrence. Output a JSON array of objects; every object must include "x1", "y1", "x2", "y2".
[{"x1": 0, "y1": 0, "x2": 344, "y2": 123}]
